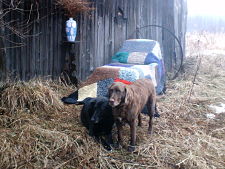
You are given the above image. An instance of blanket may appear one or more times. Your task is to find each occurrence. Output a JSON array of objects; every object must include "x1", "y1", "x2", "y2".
[
  {"x1": 78, "y1": 39, "x2": 166, "y2": 99},
  {"x1": 77, "y1": 63, "x2": 158, "y2": 100}
]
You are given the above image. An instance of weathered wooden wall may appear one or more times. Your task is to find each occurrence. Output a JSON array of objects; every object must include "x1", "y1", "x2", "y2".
[
  {"x1": 0, "y1": 0, "x2": 187, "y2": 82},
  {"x1": 0, "y1": 0, "x2": 67, "y2": 81},
  {"x1": 77, "y1": 0, "x2": 187, "y2": 80}
]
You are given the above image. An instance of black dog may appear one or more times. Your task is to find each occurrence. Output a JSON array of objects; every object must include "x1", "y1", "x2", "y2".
[{"x1": 62, "y1": 94, "x2": 114, "y2": 151}]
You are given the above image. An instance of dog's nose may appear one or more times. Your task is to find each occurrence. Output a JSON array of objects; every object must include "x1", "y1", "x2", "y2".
[{"x1": 109, "y1": 99, "x2": 114, "y2": 105}]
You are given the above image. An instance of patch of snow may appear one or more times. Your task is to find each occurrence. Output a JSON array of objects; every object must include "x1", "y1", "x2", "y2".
[
  {"x1": 186, "y1": 49, "x2": 225, "y2": 57},
  {"x1": 209, "y1": 103, "x2": 225, "y2": 114},
  {"x1": 203, "y1": 49, "x2": 225, "y2": 56},
  {"x1": 206, "y1": 113, "x2": 216, "y2": 119}
]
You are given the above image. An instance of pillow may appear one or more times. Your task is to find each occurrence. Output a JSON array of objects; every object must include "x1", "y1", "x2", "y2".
[
  {"x1": 78, "y1": 83, "x2": 97, "y2": 101},
  {"x1": 112, "y1": 52, "x2": 129, "y2": 63},
  {"x1": 112, "y1": 52, "x2": 158, "y2": 65},
  {"x1": 127, "y1": 52, "x2": 148, "y2": 64}
]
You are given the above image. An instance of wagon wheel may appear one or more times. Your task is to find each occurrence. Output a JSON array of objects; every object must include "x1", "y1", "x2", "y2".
[{"x1": 129, "y1": 24, "x2": 184, "y2": 80}]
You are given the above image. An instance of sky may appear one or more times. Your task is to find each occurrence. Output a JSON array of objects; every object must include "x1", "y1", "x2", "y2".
[{"x1": 188, "y1": 0, "x2": 225, "y2": 17}]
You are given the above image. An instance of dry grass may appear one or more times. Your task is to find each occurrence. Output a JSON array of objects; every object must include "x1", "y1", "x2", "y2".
[
  {"x1": 186, "y1": 31, "x2": 225, "y2": 57},
  {"x1": 56, "y1": 0, "x2": 93, "y2": 17},
  {"x1": 0, "y1": 32, "x2": 225, "y2": 168}
]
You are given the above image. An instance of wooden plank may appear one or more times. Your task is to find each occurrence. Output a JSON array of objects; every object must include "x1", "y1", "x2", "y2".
[
  {"x1": 97, "y1": 2, "x2": 104, "y2": 67},
  {"x1": 31, "y1": 23, "x2": 36, "y2": 78},
  {"x1": 89, "y1": 2, "x2": 96, "y2": 74},
  {"x1": 57, "y1": 8, "x2": 62, "y2": 77},
  {"x1": 105, "y1": 0, "x2": 110, "y2": 63},
  {"x1": 36, "y1": 16, "x2": 41, "y2": 77},
  {"x1": 109, "y1": 0, "x2": 115, "y2": 57},
  {"x1": 14, "y1": 10, "x2": 20, "y2": 79},
  {"x1": 49, "y1": 1, "x2": 54, "y2": 78},
  {"x1": 35, "y1": 21, "x2": 39, "y2": 77},
  {"x1": 44, "y1": 0, "x2": 49, "y2": 76},
  {"x1": 81, "y1": 13, "x2": 88, "y2": 80},
  {"x1": 93, "y1": 1, "x2": 98, "y2": 77},
  {"x1": 39, "y1": 2, "x2": 44, "y2": 77},
  {"x1": 77, "y1": 14, "x2": 82, "y2": 80}
]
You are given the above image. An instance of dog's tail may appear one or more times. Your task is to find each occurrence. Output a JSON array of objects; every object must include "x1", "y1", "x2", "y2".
[
  {"x1": 61, "y1": 90, "x2": 86, "y2": 105},
  {"x1": 61, "y1": 97, "x2": 85, "y2": 105}
]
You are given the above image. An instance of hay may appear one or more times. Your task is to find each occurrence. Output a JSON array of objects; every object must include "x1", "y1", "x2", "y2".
[
  {"x1": 0, "y1": 81, "x2": 64, "y2": 115},
  {"x1": 56, "y1": 0, "x2": 93, "y2": 16},
  {"x1": 0, "y1": 32, "x2": 224, "y2": 168},
  {"x1": 0, "y1": 80, "x2": 100, "y2": 168}
]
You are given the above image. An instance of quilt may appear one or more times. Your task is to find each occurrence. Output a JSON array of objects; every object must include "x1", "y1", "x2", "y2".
[{"x1": 77, "y1": 39, "x2": 166, "y2": 100}]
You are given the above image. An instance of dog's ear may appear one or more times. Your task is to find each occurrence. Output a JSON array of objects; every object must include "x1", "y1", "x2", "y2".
[
  {"x1": 82, "y1": 98, "x2": 96, "y2": 113},
  {"x1": 108, "y1": 83, "x2": 114, "y2": 95},
  {"x1": 108, "y1": 83, "x2": 115, "y2": 90},
  {"x1": 124, "y1": 86, "x2": 131, "y2": 104}
]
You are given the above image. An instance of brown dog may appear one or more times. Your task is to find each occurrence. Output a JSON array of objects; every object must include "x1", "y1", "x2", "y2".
[{"x1": 108, "y1": 79, "x2": 158, "y2": 152}]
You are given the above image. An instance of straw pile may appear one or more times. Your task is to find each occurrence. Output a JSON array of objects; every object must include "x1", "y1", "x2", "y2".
[
  {"x1": 0, "y1": 32, "x2": 224, "y2": 168},
  {"x1": 56, "y1": 0, "x2": 93, "y2": 17}
]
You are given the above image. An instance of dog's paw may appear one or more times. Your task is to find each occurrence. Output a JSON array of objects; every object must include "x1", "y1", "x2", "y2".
[
  {"x1": 148, "y1": 127, "x2": 153, "y2": 135},
  {"x1": 148, "y1": 130, "x2": 153, "y2": 135},
  {"x1": 127, "y1": 145, "x2": 135, "y2": 152}
]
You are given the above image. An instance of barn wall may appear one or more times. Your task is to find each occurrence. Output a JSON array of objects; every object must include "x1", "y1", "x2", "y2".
[
  {"x1": 77, "y1": 0, "x2": 187, "y2": 80},
  {"x1": 0, "y1": 0, "x2": 67, "y2": 81},
  {"x1": 0, "y1": 0, "x2": 187, "y2": 82}
]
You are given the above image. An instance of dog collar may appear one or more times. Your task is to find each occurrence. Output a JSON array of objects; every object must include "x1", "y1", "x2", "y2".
[{"x1": 114, "y1": 78, "x2": 132, "y2": 85}]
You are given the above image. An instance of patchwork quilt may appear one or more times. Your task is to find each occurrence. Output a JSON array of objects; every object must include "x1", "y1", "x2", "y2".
[{"x1": 77, "y1": 39, "x2": 166, "y2": 100}]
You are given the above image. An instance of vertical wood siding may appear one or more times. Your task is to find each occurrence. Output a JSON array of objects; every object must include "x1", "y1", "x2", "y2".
[
  {"x1": 77, "y1": 0, "x2": 187, "y2": 80},
  {"x1": 0, "y1": 0, "x2": 187, "y2": 82},
  {"x1": 0, "y1": 0, "x2": 65, "y2": 80}
]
